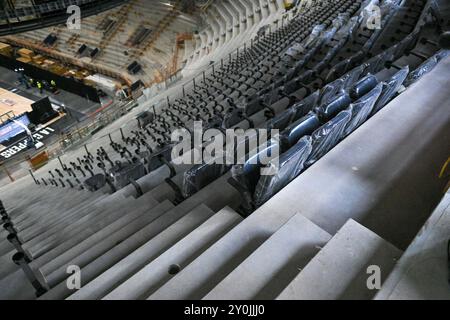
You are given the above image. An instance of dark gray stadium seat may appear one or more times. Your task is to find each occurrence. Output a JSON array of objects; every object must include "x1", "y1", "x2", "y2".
[
  {"x1": 345, "y1": 83, "x2": 383, "y2": 136},
  {"x1": 109, "y1": 161, "x2": 147, "y2": 189},
  {"x1": 349, "y1": 74, "x2": 379, "y2": 100},
  {"x1": 228, "y1": 141, "x2": 280, "y2": 212},
  {"x1": 306, "y1": 109, "x2": 352, "y2": 166},
  {"x1": 317, "y1": 92, "x2": 352, "y2": 122},
  {"x1": 147, "y1": 144, "x2": 174, "y2": 172},
  {"x1": 253, "y1": 136, "x2": 313, "y2": 207},
  {"x1": 266, "y1": 108, "x2": 296, "y2": 131},
  {"x1": 372, "y1": 66, "x2": 409, "y2": 115},
  {"x1": 292, "y1": 90, "x2": 321, "y2": 121},
  {"x1": 281, "y1": 113, "x2": 321, "y2": 149},
  {"x1": 84, "y1": 174, "x2": 107, "y2": 192},
  {"x1": 404, "y1": 55, "x2": 439, "y2": 87},
  {"x1": 182, "y1": 163, "x2": 229, "y2": 198}
]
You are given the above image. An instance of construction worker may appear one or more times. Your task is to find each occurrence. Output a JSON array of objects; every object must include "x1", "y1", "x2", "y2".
[
  {"x1": 37, "y1": 81, "x2": 43, "y2": 94},
  {"x1": 50, "y1": 79, "x2": 57, "y2": 93}
]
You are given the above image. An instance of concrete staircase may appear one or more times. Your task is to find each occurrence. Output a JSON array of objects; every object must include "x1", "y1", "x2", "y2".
[
  {"x1": 277, "y1": 220, "x2": 402, "y2": 300},
  {"x1": 0, "y1": 173, "x2": 407, "y2": 301}
]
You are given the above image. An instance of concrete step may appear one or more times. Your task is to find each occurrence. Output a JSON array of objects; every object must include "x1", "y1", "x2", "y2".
[
  {"x1": 10, "y1": 190, "x2": 101, "y2": 227},
  {"x1": 36, "y1": 200, "x2": 175, "y2": 286},
  {"x1": 8, "y1": 193, "x2": 108, "y2": 228},
  {"x1": 4, "y1": 199, "x2": 94, "y2": 246},
  {"x1": 64, "y1": 205, "x2": 221, "y2": 300},
  {"x1": 12, "y1": 191, "x2": 103, "y2": 232},
  {"x1": 276, "y1": 219, "x2": 402, "y2": 300},
  {"x1": 15, "y1": 195, "x2": 109, "y2": 243},
  {"x1": 22, "y1": 193, "x2": 158, "y2": 258},
  {"x1": 375, "y1": 191, "x2": 450, "y2": 300},
  {"x1": 204, "y1": 213, "x2": 331, "y2": 300},
  {"x1": 103, "y1": 207, "x2": 242, "y2": 300},
  {"x1": 0, "y1": 249, "x2": 19, "y2": 282},
  {"x1": 0, "y1": 240, "x2": 16, "y2": 261},
  {"x1": 27, "y1": 193, "x2": 161, "y2": 272},
  {"x1": 41, "y1": 204, "x2": 216, "y2": 300},
  {"x1": 0, "y1": 197, "x2": 156, "y2": 279},
  {"x1": 18, "y1": 192, "x2": 132, "y2": 251},
  {"x1": 0, "y1": 267, "x2": 37, "y2": 300},
  {"x1": 144, "y1": 168, "x2": 188, "y2": 204},
  {"x1": 148, "y1": 206, "x2": 295, "y2": 300},
  {"x1": 0, "y1": 194, "x2": 108, "y2": 258}
]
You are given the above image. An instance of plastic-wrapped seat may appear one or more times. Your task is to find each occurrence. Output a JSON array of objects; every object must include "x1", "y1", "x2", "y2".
[
  {"x1": 207, "y1": 115, "x2": 224, "y2": 130},
  {"x1": 363, "y1": 27, "x2": 384, "y2": 52},
  {"x1": 319, "y1": 59, "x2": 366, "y2": 104},
  {"x1": 344, "y1": 83, "x2": 383, "y2": 136},
  {"x1": 363, "y1": 53, "x2": 388, "y2": 76},
  {"x1": 266, "y1": 108, "x2": 296, "y2": 131},
  {"x1": 399, "y1": 29, "x2": 422, "y2": 58},
  {"x1": 316, "y1": 92, "x2": 352, "y2": 122},
  {"x1": 403, "y1": 49, "x2": 450, "y2": 87},
  {"x1": 228, "y1": 141, "x2": 280, "y2": 214},
  {"x1": 291, "y1": 58, "x2": 308, "y2": 77},
  {"x1": 325, "y1": 58, "x2": 350, "y2": 82},
  {"x1": 281, "y1": 112, "x2": 321, "y2": 149},
  {"x1": 340, "y1": 15, "x2": 360, "y2": 38},
  {"x1": 109, "y1": 160, "x2": 147, "y2": 189},
  {"x1": 284, "y1": 42, "x2": 305, "y2": 59},
  {"x1": 347, "y1": 50, "x2": 366, "y2": 70},
  {"x1": 264, "y1": 84, "x2": 285, "y2": 106},
  {"x1": 265, "y1": 95, "x2": 318, "y2": 134},
  {"x1": 305, "y1": 24, "x2": 327, "y2": 47},
  {"x1": 306, "y1": 109, "x2": 352, "y2": 166},
  {"x1": 291, "y1": 90, "x2": 321, "y2": 122},
  {"x1": 323, "y1": 38, "x2": 346, "y2": 63},
  {"x1": 147, "y1": 144, "x2": 174, "y2": 172},
  {"x1": 319, "y1": 79, "x2": 346, "y2": 106},
  {"x1": 349, "y1": 74, "x2": 378, "y2": 100},
  {"x1": 285, "y1": 66, "x2": 300, "y2": 82},
  {"x1": 182, "y1": 162, "x2": 230, "y2": 198},
  {"x1": 371, "y1": 66, "x2": 409, "y2": 116},
  {"x1": 253, "y1": 136, "x2": 313, "y2": 208},
  {"x1": 282, "y1": 70, "x2": 314, "y2": 96},
  {"x1": 84, "y1": 174, "x2": 106, "y2": 192},
  {"x1": 404, "y1": 55, "x2": 439, "y2": 87},
  {"x1": 435, "y1": 49, "x2": 450, "y2": 62},
  {"x1": 136, "y1": 111, "x2": 154, "y2": 129}
]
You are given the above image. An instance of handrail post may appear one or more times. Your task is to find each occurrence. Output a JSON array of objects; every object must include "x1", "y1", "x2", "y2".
[
  {"x1": 13, "y1": 252, "x2": 48, "y2": 297},
  {"x1": 28, "y1": 169, "x2": 38, "y2": 185}
]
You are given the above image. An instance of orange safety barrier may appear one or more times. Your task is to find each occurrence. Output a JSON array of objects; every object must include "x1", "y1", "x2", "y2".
[{"x1": 27, "y1": 151, "x2": 49, "y2": 171}]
